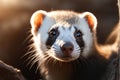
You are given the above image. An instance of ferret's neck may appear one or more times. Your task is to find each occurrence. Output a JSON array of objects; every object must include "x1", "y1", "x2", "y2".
[
  {"x1": 39, "y1": 52, "x2": 108, "y2": 80},
  {"x1": 40, "y1": 60, "x2": 75, "y2": 80}
]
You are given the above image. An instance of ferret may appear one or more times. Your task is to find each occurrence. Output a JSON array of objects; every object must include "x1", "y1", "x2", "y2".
[{"x1": 30, "y1": 10, "x2": 118, "y2": 80}]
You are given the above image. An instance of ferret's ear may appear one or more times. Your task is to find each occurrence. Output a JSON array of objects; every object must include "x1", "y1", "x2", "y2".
[
  {"x1": 81, "y1": 12, "x2": 97, "y2": 31},
  {"x1": 30, "y1": 10, "x2": 47, "y2": 33}
]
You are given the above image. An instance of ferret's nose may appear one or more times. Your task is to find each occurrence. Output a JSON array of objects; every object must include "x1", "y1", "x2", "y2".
[{"x1": 61, "y1": 42, "x2": 74, "y2": 57}]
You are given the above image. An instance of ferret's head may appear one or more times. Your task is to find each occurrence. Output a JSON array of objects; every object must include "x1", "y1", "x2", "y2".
[{"x1": 30, "y1": 10, "x2": 97, "y2": 62}]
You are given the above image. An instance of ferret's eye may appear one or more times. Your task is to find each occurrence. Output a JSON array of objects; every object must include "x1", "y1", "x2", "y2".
[
  {"x1": 46, "y1": 28, "x2": 59, "y2": 49},
  {"x1": 75, "y1": 30, "x2": 82, "y2": 38},
  {"x1": 50, "y1": 29, "x2": 56, "y2": 35},
  {"x1": 49, "y1": 28, "x2": 58, "y2": 37}
]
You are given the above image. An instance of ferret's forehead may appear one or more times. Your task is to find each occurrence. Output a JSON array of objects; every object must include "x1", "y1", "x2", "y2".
[
  {"x1": 48, "y1": 11, "x2": 80, "y2": 25},
  {"x1": 51, "y1": 23, "x2": 76, "y2": 32},
  {"x1": 59, "y1": 25, "x2": 75, "y2": 31}
]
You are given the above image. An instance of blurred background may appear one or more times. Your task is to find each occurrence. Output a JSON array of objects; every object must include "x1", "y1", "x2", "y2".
[{"x1": 0, "y1": 0, "x2": 119, "y2": 80}]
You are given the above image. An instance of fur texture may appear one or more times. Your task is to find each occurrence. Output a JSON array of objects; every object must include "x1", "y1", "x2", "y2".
[{"x1": 30, "y1": 10, "x2": 116, "y2": 80}]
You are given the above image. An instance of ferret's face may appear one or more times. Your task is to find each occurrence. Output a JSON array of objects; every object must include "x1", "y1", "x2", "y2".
[
  {"x1": 45, "y1": 24, "x2": 85, "y2": 62},
  {"x1": 31, "y1": 10, "x2": 97, "y2": 62}
]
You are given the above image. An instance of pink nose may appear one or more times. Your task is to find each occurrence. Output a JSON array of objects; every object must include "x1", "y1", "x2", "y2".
[{"x1": 61, "y1": 42, "x2": 74, "y2": 57}]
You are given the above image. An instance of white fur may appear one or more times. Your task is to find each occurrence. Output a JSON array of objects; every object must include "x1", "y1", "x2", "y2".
[
  {"x1": 78, "y1": 12, "x2": 97, "y2": 57},
  {"x1": 75, "y1": 17, "x2": 94, "y2": 57},
  {"x1": 31, "y1": 11, "x2": 56, "y2": 57},
  {"x1": 31, "y1": 10, "x2": 97, "y2": 61},
  {"x1": 49, "y1": 24, "x2": 81, "y2": 62},
  {"x1": 80, "y1": 12, "x2": 97, "y2": 31},
  {"x1": 30, "y1": 10, "x2": 48, "y2": 36}
]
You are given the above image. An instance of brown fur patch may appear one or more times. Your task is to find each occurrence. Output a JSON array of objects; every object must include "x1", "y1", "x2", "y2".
[
  {"x1": 85, "y1": 14, "x2": 95, "y2": 31},
  {"x1": 34, "y1": 13, "x2": 45, "y2": 32}
]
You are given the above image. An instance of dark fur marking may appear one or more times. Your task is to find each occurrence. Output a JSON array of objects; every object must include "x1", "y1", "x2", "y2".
[
  {"x1": 46, "y1": 27, "x2": 59, "y2": 49},
  {"x1": 74, "y1": 27, "x2": 85, "y2": 53}
]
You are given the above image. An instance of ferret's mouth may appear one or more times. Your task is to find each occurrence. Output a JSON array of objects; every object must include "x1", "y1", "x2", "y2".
[
  {"x1": 49, "y1": 53, "x2": 79, "y2": 62},
  {"x1": 47, "y1": 49, "x2": 80, "y2": 62}
]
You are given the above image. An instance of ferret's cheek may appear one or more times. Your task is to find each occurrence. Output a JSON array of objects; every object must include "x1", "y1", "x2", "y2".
[
  {"x1": 49, "y1": 41, "x2": 62, "y2": 53},
  {"x1": 34, "y1": 34, "x2": 48, "y2": 53}
]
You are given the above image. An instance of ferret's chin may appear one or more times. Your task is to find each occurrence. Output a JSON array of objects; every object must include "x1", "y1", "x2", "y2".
[{"x1": 49, "y1": 54, "x2": 79, "y2": 62}]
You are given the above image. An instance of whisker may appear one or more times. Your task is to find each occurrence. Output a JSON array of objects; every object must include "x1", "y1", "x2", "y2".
[
  {"x1": 22, "y1": 50, "x2": 36, "y2": 58},
  {"x1": 35, "y1": 55, "x2": 49, "y2": 72},
  {"x1": 29, "y1": 58, "x2": 38, "y2": 70},
  {"x1": 27, "y1": 56, "x2": 37, "y2": 70},
  {"x1": 22, "y1": 31, "x2": 33, "y2": 45},
  {"x1": 76, "y1": 47, "x2": 80, "y2": 50}
]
